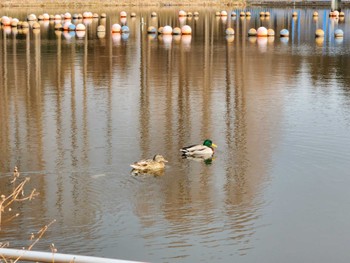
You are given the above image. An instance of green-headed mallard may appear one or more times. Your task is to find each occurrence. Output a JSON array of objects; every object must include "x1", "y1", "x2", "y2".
[
  {"x1": 180, "y1": 139, "x2": 217, "y2": 157},
  {"x1": 130, "y1": 155, "x2": 168, "y2": 173}
]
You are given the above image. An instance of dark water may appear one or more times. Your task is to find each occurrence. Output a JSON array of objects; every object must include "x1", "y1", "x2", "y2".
[{"x1": 1, "y1": 7, "x2": 350, "y2": 263}]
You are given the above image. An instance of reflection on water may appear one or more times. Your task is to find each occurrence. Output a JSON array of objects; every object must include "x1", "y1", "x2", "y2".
[{"x1": 1, "y1": 7, "x2": 350, "y2": 263}]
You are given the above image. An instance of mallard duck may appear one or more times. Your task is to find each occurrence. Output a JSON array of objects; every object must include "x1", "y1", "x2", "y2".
[
  {"x1": 130, "y1": 155, "x2": 168, "y2": 173},
  {"x1": 180, "y1": 139, "x2": 217, "y2": 157}
]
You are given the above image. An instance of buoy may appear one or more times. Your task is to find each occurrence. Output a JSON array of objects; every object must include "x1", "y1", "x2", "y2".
[
  {"x1": 162, "y1": 25, "x2": 173, "y2": 35},
  {"x1": 27, "y1": 14, "x2": 37, "y2": 21},
  {"x1": 181, "y1": 25, "x2": 192, "y2": 35},
  {"x1": 111, "y1": 23, "x2": 121, "y2": 33},
  {"x1": 101, "y1": 13, "x2": 107, "y2": 18},
  {"x1": 54, "y1": 14, "x2": 61, "y2": 20},
  {"x1": 68, "y1": 23, "x2": 76, "y2": 31},
  {"x1": 215, "y1": 11, "x2": 221, "y2": 17},
  {"x1": 292, "y1": 11, "x2": 298, "y2": 17},
  {"x1": 1, "y1": 16, "x2": 11, "y2": 26},
  {"x1": 121, "y1": 25, "x2": 129, "y2": 33},
  {"x1": 339, "y1": 11, "x2": 345, "y2": 17},
  {"x1": 158, "y1": 27, "x2": 163, "y2": 34},
  {"x1": 194, "y1": 11, "x2": 199, "y2": 16},
  {"x1": 172, "y1": 27, "x2": 181, "y2": 35},
  {"x1": 11, "y1": 20, "x2": 18, "y2": 27},
  {"x1": 93, "y1": 13, "x2": 99, "y2": 18},
  {"x1": 73, "y1": 13, "x2": 79, "y2": 19},
  {"x1": 76, "y1": 23, "x2": 86, "y2": 31},
  {"x1": 21, "y1": 21, "x2": 29, "y2": 28},
  {"x1": 120, "y1": 11, "x2": 127, "y2": 18},
  {"x1": 315, "y1": 28, "x2": 324, "y2": 37},
  {"x1": 334, "y1": 28, "x2": 343, "y2": 38},
  {"x1": 231, "y1": 11, "x2": 236, "y2": 17},
  {"x1": 55, "y1": 23, "x2": 63, "y2": 30},
  {"x1": 187, "y1": 12, "x2": 193, "y2": 17},
  {"x1": 220, "y1": 10, "x2": 228, "y2": 16},
  {"x1": 225, "y1": 27, "x2": 234, "y2": 35},
  {"x1": 240, "y1": 11, "x2": 245, "y2": 17},
  {"x1": 64, "y1": 12, "x2": 71, "y2": 20},
  {"x1": 83, "y1": 12, "x2": 92, "y2": 18},
  {"x1": 151, "y1": 12, "x2": 157, "y2": 17},
  {"x1": 257, "y1": 26, "x2": 268, "y2": 37},
  {"x1": 130, "y1": 12, "x2": 136, "y2": 17},
  {"x1": 246, "y1": 11, "x2": 251, "y2": 16},
  {"x1": 179, "y1": 10, "x2": 187, "y2": 17},
  {"x1": 267, "y1": 28, "x2": 275, "y2": 36},
  {"x1": 97, "y1": 25, "x2": 106, "y2": 32},
  {"x1": 280, "y1": 29, "x2": 289, "y2": 37},
  {"x1": 333, "y1": 10, "x2": 339, "y2": 17},
  {"x1": 32, "y1": 22, "x2": 40, "y2": 29},
  {"x1": 248, "y1": 28, "x2": 257, "y2": 36},
  {"x1": 260, "y1": 11, "x2": 265, "y2": 16},
  {"x1": 265, "y1": 11, "x2": 270, "y2": 16},
  {"x1": 49, "y1": 15, "x2": 55, "y2": 20},
  {"x1": 313, "y1": 11, "x2": 319, "y2": 17},
  {"x1": 37, "y1": 15, "x2": 44, "y2": 21},
  {"x1": 147, "y1": 26, "x2": 157, "y2": 34}
]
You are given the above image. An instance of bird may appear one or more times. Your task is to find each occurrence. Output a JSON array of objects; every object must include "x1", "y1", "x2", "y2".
[
  {"x1": 180, "y1": 139, "x2": 217, "y2": 158},
  {"x1": 130, "y1": 155, "x2": 168, "y2": 174}
]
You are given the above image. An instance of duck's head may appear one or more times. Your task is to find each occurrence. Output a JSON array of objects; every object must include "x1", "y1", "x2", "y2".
[
  {"x1": 153, "y1": 155, "x2": 168, "y2": 163},
  {"x1": 203, "y1": 139, "x2": 217, "y2": 148}
]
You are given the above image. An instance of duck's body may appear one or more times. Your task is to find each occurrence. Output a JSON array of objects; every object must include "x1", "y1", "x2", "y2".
[
  {"x1": 130, "y1": 155, "x2": 168, "y2": 173},
  {"x1": 180, "y1": 139, "x2": 217, "y2": 158}
]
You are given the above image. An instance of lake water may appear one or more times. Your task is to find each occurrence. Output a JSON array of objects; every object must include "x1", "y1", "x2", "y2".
[{"x1": 1, "y1": 6, "x2": 350, "y2": 263}]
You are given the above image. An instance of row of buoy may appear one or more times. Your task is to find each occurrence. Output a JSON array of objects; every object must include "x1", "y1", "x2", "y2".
[
  {"x1": 178, "y1": 10, "x2": 199, "y2": 17},
  {"x1": 111, "y1": 23, "x2": 130, "y2": 33},
  {"x1": 147, "y1": 25, "x2": 192, "y2": 35}
]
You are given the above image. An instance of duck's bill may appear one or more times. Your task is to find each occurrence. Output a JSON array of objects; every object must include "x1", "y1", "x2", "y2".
[{"x1": 212, "y1": 143, "x2": 218, "y2": 148}]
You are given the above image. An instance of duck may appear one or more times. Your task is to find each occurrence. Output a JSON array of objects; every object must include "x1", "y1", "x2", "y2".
[
  {"x1": 180, "y1": 139, "x2": 217, "y2": 158},
  {"x1": 130, "y1": 154, "x2": 168, "y2": 174}
]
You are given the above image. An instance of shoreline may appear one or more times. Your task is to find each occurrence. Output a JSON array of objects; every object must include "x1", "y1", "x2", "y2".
[{"x1": 0, "y1": 0, "x2": 348, "y2": 8}]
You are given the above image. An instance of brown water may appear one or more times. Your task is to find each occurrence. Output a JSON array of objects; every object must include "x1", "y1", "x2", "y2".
[{"x1": 1, "y1": 7, "x2": 350, "y2": 263}]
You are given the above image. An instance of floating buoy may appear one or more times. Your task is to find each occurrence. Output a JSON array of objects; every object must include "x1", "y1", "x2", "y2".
[
  {"x1": 333, "y1": 10, "x2": 339, "y2": 17},
  {"x1": 292, "y1": 11, "x2": 298, "y2": 17},
  {"x1": 68, "y1": 23, "x2": 76, "y2": 31},
  {"x1": 181, "y1": 25, "x2": 192, "y2": 35},
  {"x1": 22, "y1": 21, "x2": 29, "y2": 28},
  {"x1": 179, "y1": 10, "x2": 187, "y2": 17},
  {"x1": 101, "y1": 13, "x2": 107, "y2": 18},
  {"x1": 83, "y1": 12, "x2": 92, "y2": 18},
  {"x1": 130, "y1": 12, "x2": 136, "y2": 17},
  {"x1": 187, "y1": 12, "x2": 193, "y2": 17},
  {"x1": 147, "y1": 26, "x2": 157, "y2": 34},
  {"x1": 49, "y1": 15, "x2": 55, "y2": 20},
  {"x1": 27, "y1": 14, "x2": 37, "y2": 21},
  {"x1": 163, "y1": 25, "x2": 173, "y2": 35},
  {"x1": 76, "y1": 23, "x2": 86, "y2": 31},
  {"x1": 151, "y1": 12, "x2": 157, "y2": 17},
  {"x1": 246, "y1": 11, "x2": 251, "y2": 16},
  {"x1": 257, "y1": 26, "x2": 268, "y2": 37},
  {"x1": 120, "y1": 11, "x2": 127, "y2": 18},
  {"x1": 111, "y1": 23, "x2": 121, "y2": 33},
  {"x1": 121, "y1": 25, "x2": 129, "y2": 33},
  {"x1": 225, "y1": 27, "x2": 234, "y2": 35},
  {"x1": 158, "y1": 27, "x2": 163, "y2": 34},
  {"x1": 1, "y1": 16, "x2": 11, "y2": 26},
  {"x1": 215, "y1": 11, "x2": 220, "y2": 17},
  {"x1": 73, "y1": 13, "x2": 79, "y2": 19},
  {"x1": 313, "y1": 11, "x2": 319, "y2": 17},
  {"x1": 93, "y1": 13, "x2": 99, "y2": 18},
  {"x1": 54, "y1": 14, "x2": 61, "y2": 20},
  {"x1": 221, "y1": 10, "x2": 228, "y2": 16},
  {"x1": 38, "y1": 15, "x2": 44, "y2": 21},
  {"x1": 334, "y1": 28, "x2": 344, "y2": 38},
  {"x1": 265, "y1": 11, "x2": 270, "y2": 16},
  {"x1": 280, "y1": 29, "x2": 289, "y2": 37},
  {"x1": 267, "y1": 28, "x2": 275, "y2": 36},
  {"x1": 315, "y1": 28, "x2": 324, "y2": 37},
  {"x1": 231, "y1": 11, "x2": 236, "y2": 17},
  {"x1": 339, "y1": 11, "x2": 345, "y2": 17},
  {"x1": 55, "y1": 23, "x2": 63, "y2": 30},
  {"x1": 64, "y1": 12, "x2": 72, "y2": 20},
  {"x1": 194, "y1": 11, "x2": 199, "y2": 17},
  {"x1": 260, "y1": 11, "x2": 265, "y2": 16},
  {"x1": 172, "y1": 27, "x2": 181, "y2": 35},
  {"x1": 11, "y1": 20, "x2": 18, "y2": 27},
  {"x1": 97, "y1": 25, "x2": 105, "y2": 32},
  {"x1": 32, "y1": 22, "x2": 40, "y2": 29},
  {"x1": 240, "y1": 11, "x2": 245, "y2": 17},
  {"x1": 248, "y1": 28, "x2": 257, "y2": 36}
]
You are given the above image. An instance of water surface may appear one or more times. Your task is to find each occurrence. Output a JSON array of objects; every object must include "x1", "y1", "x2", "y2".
[{"x1": 1, "y1": 7, "x2": 350, "y2": 263}]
